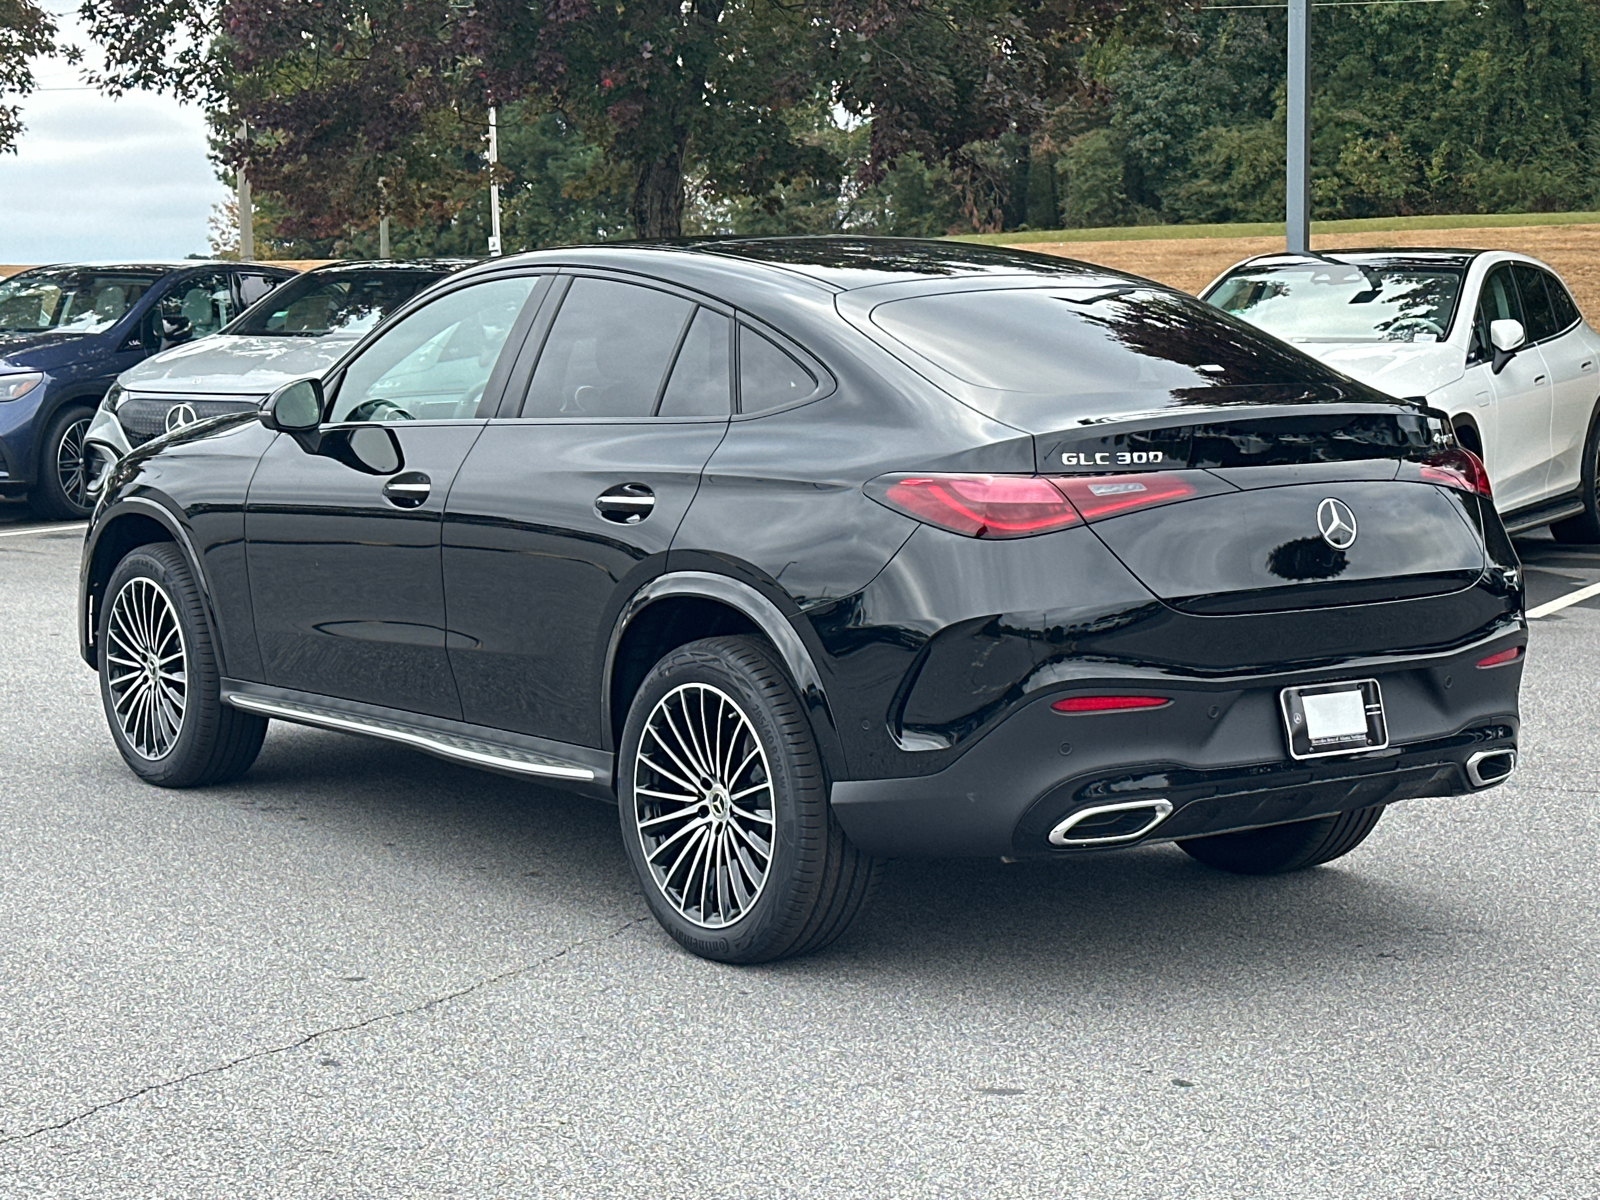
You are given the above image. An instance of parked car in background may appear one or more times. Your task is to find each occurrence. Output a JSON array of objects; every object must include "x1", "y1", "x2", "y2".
[
  {"x1": 0, "y1": 261, "x2": 294, "y2": 518},
  {"x1": 80, "y1": 238, "x2": 1523, "y2": 963},
  {"x1": 84, "y1": 259, "x2": 474, "y2": 491},
  {"x1": 1202, "y1": 250, "x2": 1600, "y2": 541}
]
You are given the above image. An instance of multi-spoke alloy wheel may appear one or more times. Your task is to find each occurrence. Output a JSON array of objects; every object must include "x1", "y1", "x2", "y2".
[
  {"x1": 619, "y1": 635, "x2": 884, "y2": 964},
  {"x1": 54, "y1": 415, "x2": 91, "y2": 511},
  {"x1": 634, "y1": 682, "x2": 776, "y2": 929},
  {"x1": 105, "y1": 577, "x2": 188, "y2": 759},
  {"x1": 97, "y1": 543, "x2": 268, "y2": 786}
]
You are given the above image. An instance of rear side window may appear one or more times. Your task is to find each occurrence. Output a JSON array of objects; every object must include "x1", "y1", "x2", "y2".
[
  {"x1": 523, "y1": 278, "x2": 692, "y2": 418},
  {"x1": 1544, "y1": 271, "x2": 1582, "y2": 332},
  {"x1": 1512, "y1": 264, "x2": 1559, "y2": 342},
  {"x1": 739, "y1": 326, "x2": 816, "y2": 413},
  {"x1": 658, "y1": 308, "x2": 731, "y2": 418}
]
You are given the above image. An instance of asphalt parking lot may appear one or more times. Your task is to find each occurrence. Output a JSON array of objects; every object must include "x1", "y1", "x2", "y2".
[{"x1": 1, "y1": 507, "x2": 1597, "y2": 1198}]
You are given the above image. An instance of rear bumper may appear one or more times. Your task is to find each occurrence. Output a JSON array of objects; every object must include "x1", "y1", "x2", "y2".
[{"x1": 829, "y1": 631, "x2": 1524, "y2": 859}]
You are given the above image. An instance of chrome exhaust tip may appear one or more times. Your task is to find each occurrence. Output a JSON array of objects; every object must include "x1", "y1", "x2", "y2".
[
  {"x1": 1048, "y1": 799, "x2": 1174, "y2": 848},
  {"x1": 1465, "y1": 748, "x2": 1516, "y2": 789}
]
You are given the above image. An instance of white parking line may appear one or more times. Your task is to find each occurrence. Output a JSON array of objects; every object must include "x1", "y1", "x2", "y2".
[
  {"x1": 0, "y1": 522, "x2": 87, "y2": 539},
  {"x1": 1528, "y1": 580, "x2": 1600, "y2": 620}
]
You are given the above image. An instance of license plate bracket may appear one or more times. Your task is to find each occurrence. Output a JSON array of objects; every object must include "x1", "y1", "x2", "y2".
[{"x1": 1279, "y1": 679, "x2": 1387, "y2": 760}]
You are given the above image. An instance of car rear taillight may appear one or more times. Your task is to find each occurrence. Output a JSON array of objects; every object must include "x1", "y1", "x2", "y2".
[
  {"x1": 1420, "y1": 447, "x2": 1493, "y2": 498},
  {"x1": 870, "y1": 474, "x2": 1082, "y2": 539},
  {"x1": 1051, "y1": 695, "x2": 1171, "y2": 713},
  {"x1": 1051, "y1": 472, "x2": 1200, "y2": 522},
  {"x1": 1476, "y1": 646, "x2": 1521, "y2": 668}
]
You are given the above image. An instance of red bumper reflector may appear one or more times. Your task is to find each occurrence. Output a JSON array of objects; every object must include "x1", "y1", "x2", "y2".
[
  {"x1": 1475, "y1": 646, "x2": 1521, "y2": 668},
  {"x1": 1052, "y1": 695, "x2": 1172, "y2": 713}
]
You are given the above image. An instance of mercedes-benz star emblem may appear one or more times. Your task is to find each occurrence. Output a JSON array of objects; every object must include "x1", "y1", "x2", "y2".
[
  {"x1": 164, "y1": 403, "x2": 199, "y2": 433},
  {"x1": 1317, "y1": 497, "x2": 1358, "y2": 550}
]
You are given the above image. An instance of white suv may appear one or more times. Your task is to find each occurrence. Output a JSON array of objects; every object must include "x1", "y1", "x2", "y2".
[{"x1": 1202, "y1": 250, "x2": 1600, "y2": 541}]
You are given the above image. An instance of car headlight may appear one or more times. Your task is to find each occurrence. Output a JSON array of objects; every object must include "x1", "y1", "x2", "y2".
[
  {"x1": 0, "y1": 372, "x2": 43, "y2": 402},
  {"x1": 100, "y1": 384, "x2": 124, "y2": 412}
]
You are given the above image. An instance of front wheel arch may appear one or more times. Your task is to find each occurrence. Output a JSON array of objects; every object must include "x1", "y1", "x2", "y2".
[{"x1": 82, "y1": 501, "x2": 213, "y2": 671}]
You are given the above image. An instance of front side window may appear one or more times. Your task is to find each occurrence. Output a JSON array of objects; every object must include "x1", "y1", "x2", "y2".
[
  {"x1": 1207, "y1": 261, "x2": 1464, "y2": 344},
  {"x1": 0, "y1": 270, "x2": 159, "y2": 335},
  {"x1": 1470, "y1": 265, "x2": 1525, "y2": 365},
  {"x1": 331, "y1": 276, "x2": 537, "y2": 423},
  {"x1": 155, "y1": 271, "x2": 238, "y2": 339},
  {"x1": 522, "y1": 278, "x2": 694, "y2": 418}
]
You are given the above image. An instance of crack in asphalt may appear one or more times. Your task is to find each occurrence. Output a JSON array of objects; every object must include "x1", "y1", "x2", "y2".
[{"x1": 0, "y1": 916, "x2": 650, "y2": 1148}]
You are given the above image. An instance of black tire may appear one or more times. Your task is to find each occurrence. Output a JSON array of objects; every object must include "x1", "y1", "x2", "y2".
[
  {"x1": 1178, "y1": 805, "x2": 1385, "y2": 876},
  {"x1": 618, "y1": 635, "x2": 884, "y2": 964},
  {"x1": 1551, "y1": 407, "x2": 1600, "y2": 544},
  {"x1": 98, "y1": 542, "x2": 268, "y2": 787},
  {"x1": 30, "y1": 404, "x2": 96, "y2": 520}
]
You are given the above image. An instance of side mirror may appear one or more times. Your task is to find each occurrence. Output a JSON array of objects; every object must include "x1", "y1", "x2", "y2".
[
  {"x1": 260, "y1": 378, "x2": 324, "y2": 433},
  {"x1": 1490, "y1": 318, "x2": 1525, "y2": 375},
  {"x1": 160, "y1": 315, "x2": 194, "y2": 350}
]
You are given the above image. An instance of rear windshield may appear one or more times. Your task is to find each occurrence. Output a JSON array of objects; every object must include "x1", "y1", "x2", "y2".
[
  {"x1": 230, "y1": 269, "x2": 446, "y2": 337},
  {"x1": 1206, "y1": 262, "x2": 1466, "y2": 344},
  {"x1": 869, "y1": 286, "x2": 1343, "y2": 405}
]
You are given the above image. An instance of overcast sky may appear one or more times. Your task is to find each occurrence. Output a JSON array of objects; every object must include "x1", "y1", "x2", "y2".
[{"x1": 0, "y1": 21, "x2": 226, "y2": 265}]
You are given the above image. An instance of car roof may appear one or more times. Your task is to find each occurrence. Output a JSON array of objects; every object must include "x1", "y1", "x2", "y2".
[
  {"x1": 301, "y1": 258, "x2": 478, "y2": 277},
  {"x1": 481, "y1": 236, "x2": 1147, "y2": 295},
  {"x1": 28, "y1": 260, "x2": 297, "y2": 274},
  {"x1": 1234, "y1": 249, "x2": 1485, "y2": 272}
]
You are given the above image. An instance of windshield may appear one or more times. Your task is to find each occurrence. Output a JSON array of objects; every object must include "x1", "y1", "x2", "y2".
[
  {"x1": 0, "y1": 270, "x2": 161, "y2": 335},
  {"x1": 230, "y1": 269, "x2": 446, "y2": 337},
  {"x1": 1206, "y1": 261, "x2": 1466, "y2": 345}
]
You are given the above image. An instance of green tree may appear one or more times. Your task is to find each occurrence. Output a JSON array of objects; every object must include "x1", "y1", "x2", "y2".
[{"x1": 0, "y1": 0, "x2": 68, "y2": 153}]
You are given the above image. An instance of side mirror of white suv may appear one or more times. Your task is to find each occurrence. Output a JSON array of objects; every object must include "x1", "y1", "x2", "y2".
[{"x1": 1490, "y1": 318, "x2": 1526, "y2": 375}]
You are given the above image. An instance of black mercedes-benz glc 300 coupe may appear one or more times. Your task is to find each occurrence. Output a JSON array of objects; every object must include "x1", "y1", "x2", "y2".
[{"x1": 80, "y1": 238, "x2": 1525, "y2": 962}]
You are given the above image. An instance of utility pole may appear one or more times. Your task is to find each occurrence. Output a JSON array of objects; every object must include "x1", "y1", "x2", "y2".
[
  {"x1": 487, "y1": 106, "x2": 503, "y2": 257},
  {"x1": 378, "y1": 175, "x2": 391, "y2": 258},
  {"x1": 237, "y1": 122, "x2": 254, "y2": 262},
  {"x1": 1286, "y1": 0, "x2": 1310, "y2": 254}
]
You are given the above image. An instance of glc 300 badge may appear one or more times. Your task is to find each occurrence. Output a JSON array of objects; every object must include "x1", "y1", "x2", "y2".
[
  {"x1": 1317, "y1": 497, "x2": 1358, "y2": 550},
  {"x1": 164, "y1": 403, "x2": 199, "y2": 433}
]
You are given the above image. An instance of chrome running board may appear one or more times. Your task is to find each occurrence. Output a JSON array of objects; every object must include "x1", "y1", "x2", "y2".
[{"x1": 222, "y1": 686, "x2": 600, "y2": 783}]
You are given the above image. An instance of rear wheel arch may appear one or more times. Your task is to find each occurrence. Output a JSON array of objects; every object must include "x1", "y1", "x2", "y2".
[{"x1": 603, "y1": 572, "x2": 847, "y2": 784}]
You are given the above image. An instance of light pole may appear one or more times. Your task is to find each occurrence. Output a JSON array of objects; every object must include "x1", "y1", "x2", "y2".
[
  {"x1": 487, "y1": 107, "x2": 503, "y2": 257},
  {"x1": 237, "y1": 122, "x2": 254, "y2": 262},
  {"x1": 1286, "y1": 0, "x2": 1310, "y2": 254}
]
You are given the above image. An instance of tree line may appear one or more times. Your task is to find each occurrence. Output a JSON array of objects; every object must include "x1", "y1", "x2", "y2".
[{"x1": 12, "y1": 0, "x2": 1593, "y2": 255}]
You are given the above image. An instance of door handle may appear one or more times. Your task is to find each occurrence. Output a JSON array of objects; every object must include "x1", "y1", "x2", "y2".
[
  {"x1": 382, "y1": 472, "x2": 431, "y2": 508},
  {"x1": 1534, "y1": 375, "x2": 1547, "y2": 384},
  {"x1": 595, "y1": 483, "x2": 655, "y2": 523},
  {"x1": 1581, "y1": 360, "x2": 1595, "y2": 371}
]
